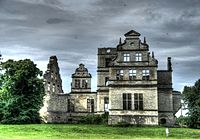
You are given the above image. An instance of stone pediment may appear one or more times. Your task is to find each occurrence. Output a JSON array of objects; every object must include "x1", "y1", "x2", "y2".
[
  {"x1": 72, "y1": 63, "x2": 91, "y2": 78},
  {"x1": 124, "y1": 30, "x2": 140, "y2": 37},
  {"x1": 75, "y1": 63, "x2": 88, "y2": 72}
]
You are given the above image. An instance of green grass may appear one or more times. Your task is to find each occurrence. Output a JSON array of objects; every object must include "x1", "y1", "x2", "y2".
[{"x1": 0, "y1": 124, "x2": 199, "y2": 139}]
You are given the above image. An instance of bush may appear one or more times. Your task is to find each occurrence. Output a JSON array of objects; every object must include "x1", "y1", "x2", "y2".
[
  {"x1": 175, "y1": 116, "x2": 189, "y2": 127},
  {"x1": 115, "y1": 121, "x2": 131, "y2": 127},
  {"x1": 79, "y1": 113, "x2": 108, "y2": 124}
]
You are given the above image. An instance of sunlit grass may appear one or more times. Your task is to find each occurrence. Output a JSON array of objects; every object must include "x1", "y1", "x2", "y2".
[{"x1": 0, "y1": 124, "x2": 199, "y2": 139}]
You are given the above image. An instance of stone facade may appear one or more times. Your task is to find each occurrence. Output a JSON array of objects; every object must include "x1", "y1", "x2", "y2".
[{"x1": 40, "y1": 30, "x2": 181, "y2": 126}]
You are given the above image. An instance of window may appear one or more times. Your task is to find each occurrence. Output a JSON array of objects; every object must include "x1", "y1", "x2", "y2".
[
  {"x1": 136, "y1": 53, "x2": 142, "y2": 61},
  {"x1": 87, "y1": 99, "x2": 94, "y2": 112},
  {"x1": 107, "y1": 49, "x2": 111, "y2": 53},
  {"x1": 105, "y1": 77, "x2": 109, "y2": 86},
  {"x1": 68, "y1": 99, "x2": 75, "y2": 112},
  {"x1": 123, "y1": 53, "x2": 130, "y2": 62},
  {"x1": 116, "y1": 70, "x2": 123, "y2": 80},
  {"x1": 129, "y1": 69, "x2": 137, "y2": 80},
  {"x1": 123, "y1": 93, "x2": 132, "y2": 110},
  {"x1": 104, "y1": 97, "x2": 109, "y2": 112},
  {"x1": 105, "y1": 58, "x2": 111, "y2": 67},
  {"x1": 142, "y1": 69, "x2": 150, "y2": 80},
  {"x1": 134, "y1": 93, "x2": 143, "y2": 110},
  {"x1": 52, "y1": 84, "x2": 55, "y2": 93},
  {"x1": 82, "y1": 80, "x2": 87, "y2": 88},
  {"x1": 47, "y1": 82, "x2": 50, "y2": 91},
  {"x1": 75, "y1": 79, "x2": 80, "y2": 88}
]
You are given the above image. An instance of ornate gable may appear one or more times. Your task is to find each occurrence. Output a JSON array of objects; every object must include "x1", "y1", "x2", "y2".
[{"x1": 72, "y1": 63, "x2": 91, "y2": 78}]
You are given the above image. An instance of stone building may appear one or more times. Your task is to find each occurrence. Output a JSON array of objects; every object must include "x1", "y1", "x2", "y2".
[{"x1": 40, "y1": 30, "x2": 181, "y2": 126}]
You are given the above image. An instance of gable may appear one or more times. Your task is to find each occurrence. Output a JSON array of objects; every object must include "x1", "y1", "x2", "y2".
[{"x1": 124, "y1": 30, "x2": 141, "y2": 37}]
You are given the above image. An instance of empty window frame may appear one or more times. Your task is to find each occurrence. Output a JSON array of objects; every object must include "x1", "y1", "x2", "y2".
[
  {"x1": 116, "y1": 70, "x2": 124, "y2": 80},
  {"x1": 104, "y1": 97, "x2": 109, "y2": 112},
  {"x1": 87, "y1": 99, "x2": 94, "y2": 112},
  {"x1": 123, "y1": 53, "x2": 130, "y2": 62},
  {"x1": 134, "y1": 93, "x2": 143, "y2": 110},
  {"x1": 136, "y1": 53, "x2": 142, "y2": 61},
  {"x1": 68, "y1": 99, "x2": 75, "y2": 112},
  {"x1": 123, "y1": 93, "x2": 132, "y2": 110},
  {"x1": 142, "y1": 69, "x2": 150, "y2": 80},
  {"x1": 82, "y1": 80, "x2": 88, "y2": 88},
  {"x1": 75, "y1": 79, "x2": 80, "y2": 88},
  {"x1": 52, "y1": 84, "x2": 55, "y2": 93},
  {"x1": 129, "y1": 69, "x2": 137, "y2": 80},
  {"x1": 47, "y1": 82, "x2": 51, "y2": 91},
  {"x1": 105, "y1": 77, "x2": 109, "y2": 86},
  {"x1": 105, "y1": 58, "x2": 112, "y2": 67}
]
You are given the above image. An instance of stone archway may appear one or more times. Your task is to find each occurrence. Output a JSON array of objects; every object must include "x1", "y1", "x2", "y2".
[
  {"x1": 159, "y1": 115, "x2": 169, "y2": 125},
  {"x1": 160, "y1": 118, "x2": 167, "y2": 125}
]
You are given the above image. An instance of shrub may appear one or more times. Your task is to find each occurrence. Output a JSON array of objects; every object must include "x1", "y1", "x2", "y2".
[
  {"x1": 175, "y1": 116, "x2": 189, "y2": 127},
  {"x1": 79, "y1": 113, "x2": 108, "y2": 124},
  {"x1": 115, "y1": 121, "x2": 131, "y2": 127}
]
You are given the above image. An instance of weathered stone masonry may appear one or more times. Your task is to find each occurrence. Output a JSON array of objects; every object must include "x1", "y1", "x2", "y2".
[{"x1": 40, "y1": 30, "x2": 181, "y2": 126}]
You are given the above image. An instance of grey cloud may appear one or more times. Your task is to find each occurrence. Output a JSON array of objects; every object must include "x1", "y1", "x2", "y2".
[
  {"x1": 46, "y1": 18, "x2": 69, "y2": 24},
  {"x1": 1, "y1": 0, "x2": 200, "y2": 92}
]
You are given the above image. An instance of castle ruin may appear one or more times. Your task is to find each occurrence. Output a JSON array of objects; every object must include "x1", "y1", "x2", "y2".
[{"x1": 40, "y1": 30, "x2": 181, "y2": 126}]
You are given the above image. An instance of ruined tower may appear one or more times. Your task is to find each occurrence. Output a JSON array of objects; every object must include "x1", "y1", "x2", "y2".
[
  {"x1": 43, "y1": 56, "x2": 64, "y2": 94},
  {"x1": 40, "y1": 56, "x2": 68, "y2": 123}
]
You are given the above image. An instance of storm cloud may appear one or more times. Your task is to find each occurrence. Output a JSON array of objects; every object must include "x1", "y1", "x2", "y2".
[{"x1": 0, "y1": 0, "x2": 200, "y2": 92}]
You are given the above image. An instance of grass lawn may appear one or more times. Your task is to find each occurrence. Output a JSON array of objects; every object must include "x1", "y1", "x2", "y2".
[{"x1": 0, "y1": 124, "x2": 199, "y2": 139}]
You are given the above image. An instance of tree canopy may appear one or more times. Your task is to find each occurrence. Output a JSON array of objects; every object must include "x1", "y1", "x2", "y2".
[
  {"x1": 182, "y1": 79, "x2": 200, "y2": 128},
  {"x1": 0, "y1": 59, "x2": 45, "y2": 124}
]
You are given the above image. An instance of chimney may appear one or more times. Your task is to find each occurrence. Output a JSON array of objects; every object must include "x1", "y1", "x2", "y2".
[
  {"x1": 167, "y1": 57, "x2": 172, "y2": 71},
  {"x1": 144, "y1": 37, "x2": 146, "y2": 44},
  {"x1": 119, "y1": 37, "x2": 122, "y2": 44}
]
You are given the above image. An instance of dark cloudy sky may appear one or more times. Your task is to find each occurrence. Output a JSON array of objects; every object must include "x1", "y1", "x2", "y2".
[{"x1": 1, "y1": 0, "x2": 200, "y2": 93}]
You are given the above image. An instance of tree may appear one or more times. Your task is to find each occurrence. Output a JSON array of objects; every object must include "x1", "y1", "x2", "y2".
[
  {"x1": 182, "y1": 79, "x2": 200, "y2": 128},
  {"x1": 0, "y1": 59, "x2": 45, "y2": 124}
]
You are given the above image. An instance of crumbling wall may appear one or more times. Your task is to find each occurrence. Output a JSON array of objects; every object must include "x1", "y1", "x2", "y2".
[{"x1": 40, "y1": 56, "x2": 68, "y2": 123}]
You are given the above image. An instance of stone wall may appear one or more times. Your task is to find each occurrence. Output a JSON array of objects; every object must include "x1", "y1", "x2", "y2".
[
  {"x1": 109, "y1": 87, "x2": 158, "y2": 125},
  {"x1": 69, "y1": 93, "x2": 97, "y2": 112},
  {"x1": 109, "y1": 87, "x2": 158, "y2": 110},
  {"x1": 40, "y1": 93, "x2": 69, "y2": 123},
  {"x1": 173, "y1": 91, "x2": 181, "y2": 113},
  {"x1": 97, "y1": 91, "x2": 109, "y2": 113},
  {"x1": 108, "y1": 115, "x2": 158, "y2": 125},
  {"x1": 158, "y1": 90, "x2": 173, "y2": 112},
  {"x1": 158, "y1": 112, "x2": 175, "y2": 126}
]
